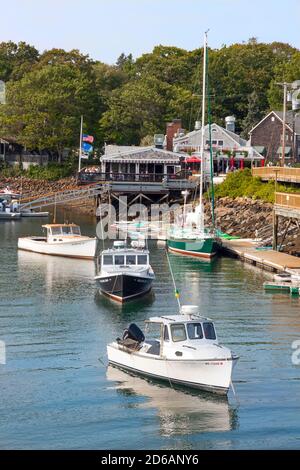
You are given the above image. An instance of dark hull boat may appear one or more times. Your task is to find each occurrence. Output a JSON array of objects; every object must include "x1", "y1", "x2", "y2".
[
  {"x1": 95, "y1": 240, "x2": 155, "y2": 303},
  {"x1": 98, "y1": 272, "x2": 153, "y2": 302}
]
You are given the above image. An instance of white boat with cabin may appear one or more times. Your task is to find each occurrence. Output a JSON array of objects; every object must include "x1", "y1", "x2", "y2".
[
  {"x1": 18, "y1": 223, "x2": 97, "y2": 259},
  {"x1": 107, "y1": 305, "x2": 239, "y2": 395}
]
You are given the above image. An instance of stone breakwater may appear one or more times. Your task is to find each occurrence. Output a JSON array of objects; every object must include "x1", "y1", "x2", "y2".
[
  {"x1": 205, "y1": 197, "x2": 300, "y2": 256},
  {"x1": 0, "y1": 176, "x2": 79, "y2": 197}
]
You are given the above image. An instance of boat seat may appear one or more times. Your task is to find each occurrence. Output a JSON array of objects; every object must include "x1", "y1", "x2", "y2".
[{"x1": 145, "y1": 340, "x2": 161, "y2": 356}]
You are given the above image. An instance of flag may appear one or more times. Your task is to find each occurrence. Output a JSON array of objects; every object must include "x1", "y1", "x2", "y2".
[
  {"x1": 175, "y1": 289, "x2": 180, "y2": 299},
  {"x1": 82, "y1": 142, "x2": 93, "y2": 153},
  {"x1": 82, "y1": 134, "x2": 94, "y2": 144}
]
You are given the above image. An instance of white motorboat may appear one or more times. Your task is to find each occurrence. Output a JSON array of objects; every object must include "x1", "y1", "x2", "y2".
[
  {"x1": 95, "y1": 240, "x2": 155, "y2": 302},
  {"x1": 20, "y1": 209, "x2": 49, "y2": 218},
  {"x1": 0, "y1": 188, "x2": 21, "y2": 220},
  {"x1": 107, "y1": 305, "x2": 239, "y2": 395},
  {"x1": 18, "y1": 223, "x2": 97, "y2": 259}
]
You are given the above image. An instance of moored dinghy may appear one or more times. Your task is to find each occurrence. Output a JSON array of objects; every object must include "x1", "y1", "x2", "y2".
[
  {"x1": 18, "y1": 223, "x2": 97, "y2": 259},
  {"x1": 107, "y1": 305, "x2": 239, "y2": 395}
]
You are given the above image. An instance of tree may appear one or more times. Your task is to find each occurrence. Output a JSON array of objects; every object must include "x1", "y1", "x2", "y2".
[
  {"x1": 0, "y1": 63, "x2": 99, "y2": 161},
  {"x1": 241, "y1": 91, "x2": 264, "y2": 139},
  {"x1": 0, "y1": 41, "x2": 39, "y2": 81}
]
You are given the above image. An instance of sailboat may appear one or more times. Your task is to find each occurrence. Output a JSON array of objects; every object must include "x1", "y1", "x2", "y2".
[{"x1": 167, "y1": 32, "x2": 217, "y2": 259}]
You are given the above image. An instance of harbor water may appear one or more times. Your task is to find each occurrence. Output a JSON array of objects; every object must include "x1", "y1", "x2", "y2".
[{"x1": 0, "y1": 214, "x2": 300, "y2": 449}]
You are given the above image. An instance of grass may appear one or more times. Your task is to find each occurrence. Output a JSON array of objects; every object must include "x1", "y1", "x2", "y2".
[{"x1": 212, "y1": 168, "x2": 300, "y2": 203}]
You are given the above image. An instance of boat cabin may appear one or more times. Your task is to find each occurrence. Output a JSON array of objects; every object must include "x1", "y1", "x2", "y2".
[
  {"x1": 101, "y1": 241, "x2": 149, "y2": 268},
  {"x1": 118, "y1": 306, "x2": 218, "y2": 357},
  {"x1": 42, "y1": 224, "x2": 81, "y2": 241}
]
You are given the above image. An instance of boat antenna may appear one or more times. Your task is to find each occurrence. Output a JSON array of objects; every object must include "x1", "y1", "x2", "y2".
[
  {"x1": 53, "y1": 193, "x2": 57, "y2": 223},
  {"x1": 166, "y1": 250, "x2": 181, "y2": 309}
]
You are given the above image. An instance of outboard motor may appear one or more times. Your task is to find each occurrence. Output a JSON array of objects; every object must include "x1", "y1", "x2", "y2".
[{"x1": 123, "y1": 323, "x2": 145, "y2": 343}]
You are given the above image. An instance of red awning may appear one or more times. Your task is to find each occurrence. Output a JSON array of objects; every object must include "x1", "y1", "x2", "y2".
[{"x1": 185, "y1": 156, "x2": 201, "y2": 163}]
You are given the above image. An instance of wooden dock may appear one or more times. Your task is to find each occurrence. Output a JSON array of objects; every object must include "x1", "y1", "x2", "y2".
[{"x1": 220, "y1": 238, "x2": 300, "y2": 273}]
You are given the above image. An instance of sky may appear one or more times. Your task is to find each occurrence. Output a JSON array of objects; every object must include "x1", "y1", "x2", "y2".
[{"x1": 0, "y1": 0, "x2": 299, "y2": 64}]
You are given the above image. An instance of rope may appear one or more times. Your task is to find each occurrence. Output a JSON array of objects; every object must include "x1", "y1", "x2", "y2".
[{"x1": 166, "y1": 249, "x2": 181, "y2": 309}]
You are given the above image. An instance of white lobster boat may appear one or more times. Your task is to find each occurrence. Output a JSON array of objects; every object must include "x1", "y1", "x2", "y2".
[
  {"x1": 107, "y1": 305, "x2": 239, "y2": 395},
  {"x1": 18, "y1": 223, "x2": 97, "y2": 259}
]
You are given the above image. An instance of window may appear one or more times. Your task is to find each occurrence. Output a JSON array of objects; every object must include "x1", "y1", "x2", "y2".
[
  {"x1": 171, "y1": 324, "x2": 187, "y2": 342},
  {"x1": 126, "y1": 255, "x2": 136, "y2": 265},
  {"x1": 72, "y1": 226, "x2": 81, "y2": 235},
  {"x1": 164, "y1": 325, "x2": 169, "y2": 341},
  {"x1": 212, "y1": 140, "x2": 217, "y2": 145},
  {"x1": 103, "y1": 255, "x2": 113, "y2": 265},
  {"x1": 51, "y1": 227, "x2": 62, "y2": 235},
  {"x1": 205, "y1": 140, "x2": 210, "y2": 145},
  {"x1": 114, "y1": 255, "x2": 125, "y2": 265},
  {"x1": 187, "y1": 323, "x2": 203, "y2": 340},
  {"x1": 62, "y1": 226, "x2": 71, "y2": 235},
  {"x1": 138, "y1": 255, "x2": 148, "y2": 265},
  {"x1": 203, "y1": 322, "x2": 216, "y2": 340},
  {"x1": 218, "y1": 140, "x2": 224, "y2": 146}
]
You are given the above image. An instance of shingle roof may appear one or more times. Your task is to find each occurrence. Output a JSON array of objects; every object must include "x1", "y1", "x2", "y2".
[{"x1": 101, "y1": 146, "x2": 181, "y2": 163}]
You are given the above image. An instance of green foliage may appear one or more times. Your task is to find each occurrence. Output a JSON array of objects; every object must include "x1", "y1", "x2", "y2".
[
  {"x1": 0, "y1": 160, "x2": 76, "y2": 180},
  {"x1": 213, "y1": 169, "x2": 300, "y2": 203}
]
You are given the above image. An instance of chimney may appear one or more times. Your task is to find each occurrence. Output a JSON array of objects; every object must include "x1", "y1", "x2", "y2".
[
  {"x1": 166, "y1": 119, "x2": 182, "y2": 151},
  {"x1": 225, "y1": 116, "x2": 236, "y2": 133}
]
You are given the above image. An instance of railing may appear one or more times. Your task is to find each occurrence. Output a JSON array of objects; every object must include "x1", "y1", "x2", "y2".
[
  {"x1": 275, "y1": 192, "x2": 300, "y2": 209},
  {"x1": 252, "y1": 167, "x2": 300, "y2": 182},
  {"x1": 78, "y1": 172, "x2": 192, "y2": 184}
]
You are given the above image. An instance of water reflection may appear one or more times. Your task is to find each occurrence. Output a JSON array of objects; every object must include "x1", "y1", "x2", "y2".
[
  {"x1": 106, "y1": 366, "x2": 239, "y2": 437},
  {"x1": 17, "y1": 250, "x2": 96, "y2": 298}
]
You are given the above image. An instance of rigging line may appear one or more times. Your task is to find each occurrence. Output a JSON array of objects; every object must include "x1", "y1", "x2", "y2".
[{"x1": 166, "y1": 249, "x2": 181, "y2": 309}]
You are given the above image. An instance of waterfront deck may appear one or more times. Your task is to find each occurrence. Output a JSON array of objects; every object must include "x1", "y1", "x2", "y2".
[
  {"x1": 220, "y1": 238, "x2": 300, "y2": 272},
  {"x1": 252, "y1": 167, "x2": 300, "y2": 184}
]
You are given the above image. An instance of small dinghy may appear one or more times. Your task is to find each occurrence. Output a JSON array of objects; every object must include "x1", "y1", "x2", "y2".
[
  {"x1": 95, "y1": 240, "x2": 155, "y2": 302},
  {"x1": 18, "y1": 223, "x2": 97, "y2": 259},
  {"x1": 107, "y1": 305, "x2": 239, "y2": 395}
]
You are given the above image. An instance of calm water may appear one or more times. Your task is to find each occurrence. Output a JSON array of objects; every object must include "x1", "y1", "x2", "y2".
[{"x1": 0, "y1": 214, "x2": 300, "y2": 450}]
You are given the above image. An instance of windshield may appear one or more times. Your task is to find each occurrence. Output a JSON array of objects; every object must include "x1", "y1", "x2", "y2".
[
  {"x1": 51, "y1": 227, "x2": 62, "y2": 236},
  {"x1": 126, "y1": 255, "x2": 136, "y2": 265},
  {"x1": 203, "y1": 322, "x2": 216, "y2": 340},
  {"x1": 114, "y1": 255, "x2": 125, "y2": 265},
  {"x1": 137, "y1": 255, "x2": 148, "y2": 265},
  {"x1": 103, "y1": 255, "x2": 113, "y2": 265},
  {"x1": 187, "y1": 322, "x2": 203, "y2": 340},
  {"x1": 171, "y1": 324, "x2": 186, "y2": 342},
  {"x1": 72, "y1": 226, "x2": 81, "y2": 235},
  {"x1": 62, "y1": 226, "x2": 72, "y2": 235}
]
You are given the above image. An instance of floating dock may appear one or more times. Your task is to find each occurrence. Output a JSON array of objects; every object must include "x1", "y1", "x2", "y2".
[{"x1": 219, "y1": 238, "x2": 300, "y2": 273}]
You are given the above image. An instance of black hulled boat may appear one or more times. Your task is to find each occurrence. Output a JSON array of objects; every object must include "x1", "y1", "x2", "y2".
[{"x1": 95, "y1": 241, "x2": 155, "y2": 302}]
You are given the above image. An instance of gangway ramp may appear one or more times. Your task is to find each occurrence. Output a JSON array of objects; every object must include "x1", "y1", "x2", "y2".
[{"x1": 19, "y1": 183, "x2": 110, "y2": 211}]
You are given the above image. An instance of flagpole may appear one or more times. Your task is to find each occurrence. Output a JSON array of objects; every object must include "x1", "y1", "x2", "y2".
[{"x1": 78, "y1": 115, "x2": 83, "y2": 173}]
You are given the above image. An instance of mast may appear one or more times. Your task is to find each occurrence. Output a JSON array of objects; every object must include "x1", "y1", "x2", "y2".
[
  {"x1": 198, "y1": 31, "x2": 208, "y2": 232},
  {"x1": 207, "y1": 44, "x2": 215, "y2": 229}
]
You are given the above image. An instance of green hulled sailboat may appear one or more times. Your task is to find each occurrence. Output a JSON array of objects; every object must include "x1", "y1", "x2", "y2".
[{"x1": 167, "y1": 32, "x2": 217, "y2": 259}]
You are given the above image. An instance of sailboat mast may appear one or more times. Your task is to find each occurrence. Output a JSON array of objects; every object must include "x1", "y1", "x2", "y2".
[{"x1": 198, "y1": 32, "x2": 208, "y2": 232}]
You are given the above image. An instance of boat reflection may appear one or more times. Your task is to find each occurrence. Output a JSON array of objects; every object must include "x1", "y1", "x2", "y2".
[
  {"x1": 106, "y1": 365, "x2": 238, "y2": 437},
  {"x1": 17, "y1": 249, "x2": 96, "y2": 297}
]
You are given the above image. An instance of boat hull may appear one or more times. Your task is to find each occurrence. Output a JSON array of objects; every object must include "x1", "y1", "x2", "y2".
[
  {"x1": 107, "y1": 344, "x2": 236, "y2": 395},
  {"x1": 167, "y1": 237, "x2": 217, "y2": 259},
  {"x1": 18, "y1": 237, "x2": 97, "y2": 259},
  {"x1": 0, "y1": 212, "x2": 21, "y2": 220},
  {"x1": 98, "y1": 273, "x2": 153, "y2": 302}
]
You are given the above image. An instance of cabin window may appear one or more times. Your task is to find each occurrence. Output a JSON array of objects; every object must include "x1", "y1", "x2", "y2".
[
  {"x1": 114, "y1": 255, "x2": 125, "y2": 265},
  {"x1": 171, "y1": 324, "x2": 186, "y2": 342},
  {"x1": 187, "y1": 322, "x2": 203, "y2": 340},
  {"x1": 126, "y1": 255, "x2": 136, "y2": 265},
  {"x1": 51, "y1": 227, "x2": 62, "y2": 235},
  {"x1": 203, "y1": 322, "x2": 216, "y2": 340},
  {"x1": 72, "y1": 226, "x2": 81, "y2": 235},
  {"x1": 137, "y1": 255, "x2": 148, "y2": 265},
  {"x1": 62, "y1": 226, "x2": 72, "y2": 235},
  {"x1": 164, "y1": 325, "x2": 169, "y2": 341},
  {"x1": 103, "y1": 255, "x2": 113, "y2": 265}
]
